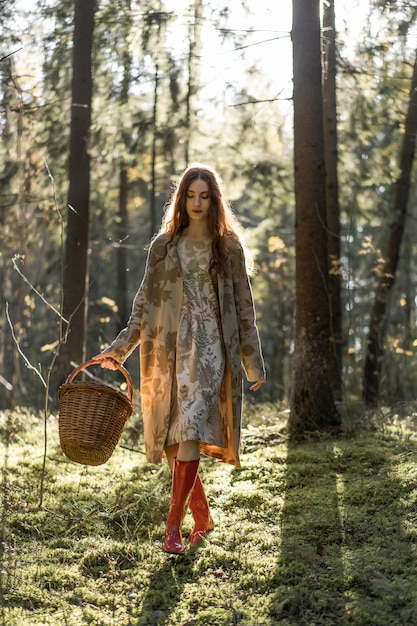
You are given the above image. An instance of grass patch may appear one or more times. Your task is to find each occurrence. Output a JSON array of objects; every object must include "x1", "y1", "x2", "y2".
[{"x1": 1, "y1": 404, "x2": 417, "y2": 624}]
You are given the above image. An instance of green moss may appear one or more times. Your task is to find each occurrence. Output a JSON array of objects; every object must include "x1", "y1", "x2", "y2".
[{"x1": 2, "y1": 407, "x2": 417, "y2": 624}]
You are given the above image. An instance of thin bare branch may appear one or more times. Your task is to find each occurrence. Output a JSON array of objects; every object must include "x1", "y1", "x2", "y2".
[
  {"x1": 6, "y1": 302, "x2": 47, "y2": 388},
  {"x1": 0, "y1": 47, "x2": 23, "y2": 62},
  {"x1": 12, "y1": 255, "x2": 68, "y2": 324}
]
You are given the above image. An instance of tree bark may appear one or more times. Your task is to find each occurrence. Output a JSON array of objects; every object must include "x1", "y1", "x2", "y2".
[
  {"x1": 289, "y1": 0, "x2": 339, "y2": 438},
  {"x1": 150, "y1": 61, "x2": 159, "y2": 238},
  {"x1": 116, "y1": 167, "x2": 129, "y2": 328},
  {"x1": 116, "y1": 29, "x2": 132, "y2": 330},
  {"x1": 323, "y1": 0, "x2": 342, "y2": 401},
  {"x1": 363, "y1": 52, "x2": 417, "y2": 406},
  {"x1": 185, "y1": 0, "x2": 203, "y2": 166},
  {"x1": 60, "y1": 0, "x2": 95, "y2": 377}
]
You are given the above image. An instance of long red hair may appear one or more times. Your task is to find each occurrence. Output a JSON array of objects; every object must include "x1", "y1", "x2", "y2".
[{"x1": 159, "y1": 164, "x2": 252, "y2": 275}]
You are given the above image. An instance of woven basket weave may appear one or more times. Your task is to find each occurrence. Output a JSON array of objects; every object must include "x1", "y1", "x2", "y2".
[{"x1": 58, "y1": 359, "x2": 133, "y2": 466}]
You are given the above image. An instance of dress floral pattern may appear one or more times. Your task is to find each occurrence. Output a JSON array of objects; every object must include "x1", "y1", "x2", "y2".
[
  {"x1": 100, "y1": 233, "x2": 266, "y2": 467},
  {"x1": 165, "y1": 237, "x2": 226, "y2": 448}
]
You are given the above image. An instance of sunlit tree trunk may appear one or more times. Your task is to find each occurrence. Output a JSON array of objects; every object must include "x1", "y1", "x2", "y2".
[
  {"x1": 0, "y1": 51, "x2": 17, "y2": 407},
  {"x1": 143, "y1": 11, "x2": 171, "y2": 238},
  {"x1": 289, "y1": 0, "x2": 339, "y2": 438},
  {"x1": 60, "y1": 0, "x2": 95, "y2": 377},
  {"x1": 150, "y1": 60, "x2": 159, "y2": 238},
  {"x1": 117, "y1": 167, "x2": 129, "y2": 328},
  {"x1": 184, "y1": 0, "x2": 203, "y2": 166},
  {"x1": 363, "y1": 52, "x2": 417, "y2": 406},
  {"x1": 322, "y1": 0, "x2": 342, "y2": 400},
  {"x1": 116, "y1": 17, "x2": 132, "y2": 329}
]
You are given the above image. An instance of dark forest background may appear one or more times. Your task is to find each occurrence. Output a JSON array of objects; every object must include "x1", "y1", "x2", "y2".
[{"x1": 1, "y1": 0, "x2": 417, "y2": 422}]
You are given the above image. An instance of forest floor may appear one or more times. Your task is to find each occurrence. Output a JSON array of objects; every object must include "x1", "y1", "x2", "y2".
[{"x1": 1, "y1": 401, "x2": 417, "y2": 625}]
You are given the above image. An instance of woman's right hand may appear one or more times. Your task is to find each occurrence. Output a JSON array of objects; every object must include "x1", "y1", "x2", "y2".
[{"x1": 91, "y1": 354, "x2": 120, "y2": 370}]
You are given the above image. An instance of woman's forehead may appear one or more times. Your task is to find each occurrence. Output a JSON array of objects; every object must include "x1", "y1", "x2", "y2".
[{"x1": 187, "y1": 178, "x2": 209, "y2": 193}]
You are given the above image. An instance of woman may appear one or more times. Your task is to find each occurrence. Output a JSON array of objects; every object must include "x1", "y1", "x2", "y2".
[{"x1": 93, "y1": 164, "x2": 266, "y2": 554}]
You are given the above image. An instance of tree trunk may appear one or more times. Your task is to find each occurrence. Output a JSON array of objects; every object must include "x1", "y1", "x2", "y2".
[
  {"x1": 116, "y1": 167, "x2": 129, "y2": 327},
  {"x1": 322, "y1": 0, "x2": 342, "y2": 401},
  {"x1": 150, "y1": 61, "x2": 159, "y2": 238},
  {"x1": 60, "y1": 0, "x2": 95, "y2": 377},
  {"x1": 116, "y1": 30, "x2": 132, "y2": 329},
  {"x1": 289, "y1": 0, "x2": 339, "y2": 438},
  {"x1": 363, "y1": 52, "x2": 417, "y2": 406},
  {"x1": 185, "y1": 0, "x2": 203, "y2": 166}
]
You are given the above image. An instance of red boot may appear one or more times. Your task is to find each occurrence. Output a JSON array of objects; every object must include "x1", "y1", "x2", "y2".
[
  {"x1": 164, "y1": 459, "x2": 199, "y2": 554},
  {"x1": 188, "y1": 475, "x2": 215, "y2": 545}
]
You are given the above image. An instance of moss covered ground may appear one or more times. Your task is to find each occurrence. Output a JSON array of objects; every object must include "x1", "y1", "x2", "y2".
[{"x1": 1, "y1": 402, "x2": 417, "y2": 625}]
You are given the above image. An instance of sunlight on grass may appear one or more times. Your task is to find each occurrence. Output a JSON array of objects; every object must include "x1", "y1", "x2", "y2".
[{"x1": 2, "y1": 405, "x2": 417, "y2": 624}]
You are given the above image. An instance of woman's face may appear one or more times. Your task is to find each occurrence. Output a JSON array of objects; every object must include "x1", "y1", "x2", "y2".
[{"x1": 185, "y1": 178, "x2": 211, "y2": 224}]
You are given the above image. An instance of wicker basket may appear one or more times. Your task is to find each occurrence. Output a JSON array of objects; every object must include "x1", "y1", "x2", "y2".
[{"x1": 58, "y1": 359, "x2": 133, "y2": 466}]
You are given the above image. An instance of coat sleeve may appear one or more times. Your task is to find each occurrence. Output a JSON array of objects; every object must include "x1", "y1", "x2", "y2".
[
  {"x1": 232, "y1": 242, "x2": 266, "y2": 382},
  {"x1": 99, "y1": 241, "x2": 159, "y2": 363},
  {"x1": 100, "y1": 284, "x2": 145, "y2": 364}
]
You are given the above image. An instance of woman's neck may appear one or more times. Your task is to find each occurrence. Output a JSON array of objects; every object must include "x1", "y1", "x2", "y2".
[{"x1": 184, "y1": 222, "x2": 210, "y2": 240}]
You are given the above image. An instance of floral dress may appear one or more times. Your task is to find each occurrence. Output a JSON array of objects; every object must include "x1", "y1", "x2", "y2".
[{"x1": 165, "y1": 236, "x2": 227, "y2": 448}]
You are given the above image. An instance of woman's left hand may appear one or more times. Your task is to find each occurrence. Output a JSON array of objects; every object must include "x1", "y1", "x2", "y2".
[{"x1": 249, "y1": 380, "x2": 266, "y2": 392}]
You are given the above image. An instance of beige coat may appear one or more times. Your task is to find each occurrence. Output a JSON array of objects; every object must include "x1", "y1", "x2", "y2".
[{"x1": 102, "y1": 233, "x2": 266, "y2": 467}]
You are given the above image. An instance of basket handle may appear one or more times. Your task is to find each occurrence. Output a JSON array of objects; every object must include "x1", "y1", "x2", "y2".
[{"x1": 65, "y1": 358, "x2": 133, "y2": 402}]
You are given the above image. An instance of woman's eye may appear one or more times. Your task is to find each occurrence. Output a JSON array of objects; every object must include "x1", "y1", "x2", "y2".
[{"x1": 186, "y1": 193, "x2": 209, "y2": 200}]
